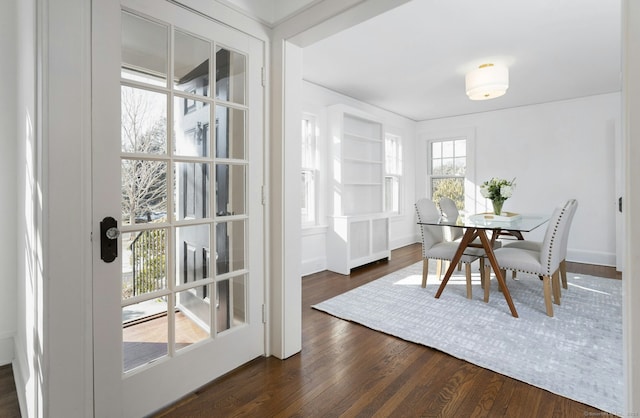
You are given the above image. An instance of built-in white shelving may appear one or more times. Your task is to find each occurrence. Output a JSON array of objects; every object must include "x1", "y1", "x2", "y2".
[{"x1": 326, "y1": 105, "x2": 390, "y2": 275}]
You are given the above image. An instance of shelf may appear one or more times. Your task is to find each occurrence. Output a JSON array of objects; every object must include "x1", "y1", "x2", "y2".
[
  {"x1": 344, "y1": 131, "x2": 382, "y2": 143},
  {"x1": 343, "y1": 157, "x2": 383, "y2": 164}
]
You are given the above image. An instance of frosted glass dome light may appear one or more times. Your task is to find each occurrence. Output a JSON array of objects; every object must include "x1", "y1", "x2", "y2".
[{"x1": 465, "y1": 63, "x2": 509, "y2": 100}]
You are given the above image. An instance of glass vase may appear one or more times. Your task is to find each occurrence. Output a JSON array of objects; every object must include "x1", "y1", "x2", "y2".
[{"x1": 492, "y1": 200, "x2": 504, "y2": 216}]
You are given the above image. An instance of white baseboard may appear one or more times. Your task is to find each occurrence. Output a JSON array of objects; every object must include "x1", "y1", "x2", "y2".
[
  {"x1": 390, "y1": 235, "x2": 420, "y2": 251},
  {"x1": 567, "y1": 249, "x2": 616, "y2": 267},
  {"x1": 301, "y1": 257, "x2": 327, "y2": 277}
]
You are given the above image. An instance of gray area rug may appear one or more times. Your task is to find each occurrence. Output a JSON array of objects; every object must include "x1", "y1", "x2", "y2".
[{"x1": 312, "y1": 261, "x2": 622, "y2": 415}]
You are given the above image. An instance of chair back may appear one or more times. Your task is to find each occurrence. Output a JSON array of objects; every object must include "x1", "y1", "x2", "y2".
[
  {"x1": 539, "y1": 204, "x2": 572, "y2": 275},
  {"x1": 415, "y1": 198, "x2": 444, "y2": 254},
  {"x1": 559, "y1": 199, "x2": 578, "y2": 260},
  {"x1": 438, "y1": 197, "x2": 463, "y2": 241}
]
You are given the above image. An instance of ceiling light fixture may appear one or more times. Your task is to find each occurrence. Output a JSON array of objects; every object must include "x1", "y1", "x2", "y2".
[{"x1": 465, "y1": 63, "x2": 509, "y2": 100}]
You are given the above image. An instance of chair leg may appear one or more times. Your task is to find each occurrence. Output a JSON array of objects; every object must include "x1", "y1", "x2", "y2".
[
  {"x1": 436, "y1": 259, "x2": 442, "y2": 280},
  {"x1": 542, "y1": 275, "x2": 554, "y2": 317},
  {"x1": 484, "y1": 264, "x2": 491, "y2": 302},
  {"x1": 552, "y1": 270, "x2": 561, "y2": 305},
  {"x1": 465, "y1": 263, "x2": 472, "y2": 299},
  {"x1": 422, "y1": 259, "x2": 429, "y2": 288},
  {"x1": 458, "y1": 261, "x2": 462, "y2": 271},
  {"x1": 560, "y1": 259, "x2": 568, "y2": 289},
  {"x1": 512, "y1": 270, "x2": 517, "y2": 280},
  {"x1": 479, "y1": 258, "x2": 485, "y2": 289}
]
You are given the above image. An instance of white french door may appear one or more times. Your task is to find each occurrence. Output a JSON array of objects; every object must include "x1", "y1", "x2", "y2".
[{"x1": 92, "y1": 1, "x2": 265, "y2": 416}]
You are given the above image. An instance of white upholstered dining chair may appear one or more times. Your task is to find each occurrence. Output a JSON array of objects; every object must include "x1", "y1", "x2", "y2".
[
  {"x1": 501, "y1": 199, "x2": 578, "y2": 290},
  {"x1": 438, "y1": 197, "x2": 498, "y2": 286},
  {"x1": 415, "y1": 198, "x2": 485, "y2": 299},
  {"x1": 483, "y1": 201, "x2": 576, "y2": 317}
]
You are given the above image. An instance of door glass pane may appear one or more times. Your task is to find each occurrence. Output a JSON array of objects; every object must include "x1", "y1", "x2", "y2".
[
  {"x1": 174, "y1": 162, "x2": 210, "y2": 220},
  {"x1": 215, "y1": 220, "x2": 245, "y2": 275},
  {"x1": 176, "y1": 224, "x2": 210, "y2": 286},
  {"x1": 215, "y1": 105, "x2": 245, "y2": 160},
  {"x1": 121, "y1": 159, "x2": 168, "y2": 225},
  {"x1": 231, "y1": 275, "x2": 246, "y2": 326},
  {"x1": 175, "y1": 286, "x2": 210, "y2": 351},
  {"x1": 121, "y1": 86, "x2": 167, "y2": 154},
  {"x1": 122, "y1": 299, "x2": 168, "y2": 372},
  {"x1": 215, "y1": 164, "x2": 245, "y2": 216},
  {"x1": 174, "y1": 96, "x2": 210, "y2": 157},
  {"x1": 121, "y1": 11, "x2": 168, "y2": 86},
  {"x1": 215, "y1": 47, "x2": 246, "y2": 105},
  {"x1": 174, "y1": 30, "x2": 210, "y2": 95},
  {"x1": 122, "y1": 229, "x2": 168, "y2": 300},
  {"x1": 215, "y1": 275, "x2": 246, "y2": 334}
]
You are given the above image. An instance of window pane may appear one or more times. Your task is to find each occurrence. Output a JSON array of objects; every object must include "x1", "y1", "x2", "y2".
[
  {"x1": 215, "y1": 105, "x2": 246, "y2": 160},
  {"x1": 122, "y1": 229, "x2": 168, "y2": 300},
  {"x1": 442, "y1": 141, "x2": 454, "y2": 158},
  {"x1": 122, "y1": 299, "x2": 168, "y2": 372},
  {"x1": 121, "y1": 11, "x2": 168, "y2": 86},
  {"x1": 216, "y1": 47, "x2": 246, "y2": 105},
  {"x1": 174, "y1": 162, "x2": 210, "y2": 220},
  {"x1": 432, "y1": 142, "x2": 441, "y2": 158},
  {"x1": 175, "y1": 286, "x2": 210, "y2": 351},
  {"x1": 442, "y1": 158, "x2": 454, "y2": 175},
  {"x1": 215, "y1": 164, "x2": 246, "y2": 216},
  {"x1": 176, "y1": 224, "x2": 210, "y2": 286},
  {"x1": 174, "y1": 96, "x2": 210, "y2": 157},
  {"x1": 455, "y1": 139, "x2": 466, "y2": 157},
  {"x1": 215, "y1": 220, "x2": 245, "y2": 275},
  {"x1": 431, "y1": 177, "x2": 465, "y2": 209},
  {"x1": 174, "y1": 30, "x2": 210, "y2": 95},
  {"x1": 384, "y1": 176, "x2": 400, "y2": 213},
  {"x1": 454, "y1": 157, "x2": 466, "y2": 176},
  {"x1": 432, "y1": 159, "x2": 443, "y2": 175},
  {"x1": 302, "y1": 170, "x2": 315, "y2": 224},
  {"x1": 121, "y1": 86, "x2": 167, "y2": 154},
  {"x1": 121, "y1": 159, "x2": 168, "y2": 225}
]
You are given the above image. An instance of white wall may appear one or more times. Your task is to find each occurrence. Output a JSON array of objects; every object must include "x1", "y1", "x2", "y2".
[
  {"x1": 416, "y1": 93, "x2": 621, "y2": 266},
  {"x1": 0, "y1": 0, "x2": 18, "y2": 366},
  {"x1": 300, "y1": 81, "x2": 417, "y2": 276}
]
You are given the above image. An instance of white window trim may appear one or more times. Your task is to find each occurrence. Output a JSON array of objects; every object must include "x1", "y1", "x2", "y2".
[{"x1": 417, "y1": 128, "x2": 477, "y2": 214}]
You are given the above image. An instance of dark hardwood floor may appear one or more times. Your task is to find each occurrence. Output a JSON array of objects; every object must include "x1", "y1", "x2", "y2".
[
  {"x1": 0, "y1": 364, "x2": 21, "y2": 417},
  {"x1": 0, "y1": 243, "x2": 619, "y2": 418},
  {"x1": 154, "y1": 243, "x2": 617, "y2": 418}
]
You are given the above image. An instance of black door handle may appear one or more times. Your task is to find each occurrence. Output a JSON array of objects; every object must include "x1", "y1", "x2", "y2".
[
  {"x1": 619, "y1": 196, "x2": 623, "y2": 213},
  {"x1": 100, "y1": 216, "x2": 120, "y2": 263}
]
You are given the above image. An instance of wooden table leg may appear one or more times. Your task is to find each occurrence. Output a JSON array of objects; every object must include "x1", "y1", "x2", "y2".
[
  {"x1": 477, "y1": 230, "x2": 519, "y2": 318},
  {"x1": 435, "y1": 228, "x2": 477, "y2": 299}
]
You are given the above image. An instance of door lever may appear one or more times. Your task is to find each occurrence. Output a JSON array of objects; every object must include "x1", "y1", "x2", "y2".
[{"x1": 100, "y1": 216, "x2": 120, "y2": 263}]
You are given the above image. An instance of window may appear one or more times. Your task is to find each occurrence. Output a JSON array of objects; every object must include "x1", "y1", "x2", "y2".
[
  {"x1": 429, "y1": 138, "x2": 466, "y2": 210},
  {"x1": 301, "y1": 114, "x2": 318, "y2": 225},
  {"x1": 384, "y1": 134, "x2": 402, "y2": 214}
]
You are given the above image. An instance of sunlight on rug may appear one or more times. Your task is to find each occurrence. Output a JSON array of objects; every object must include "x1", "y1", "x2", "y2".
[{"x1": 312, "y1": 261, "x2": 623, "y2": 415}]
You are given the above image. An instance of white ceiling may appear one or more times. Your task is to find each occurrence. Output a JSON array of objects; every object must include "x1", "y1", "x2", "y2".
[{"x1": 302, "y1": 0, "x2": 622, "y2": 121}]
